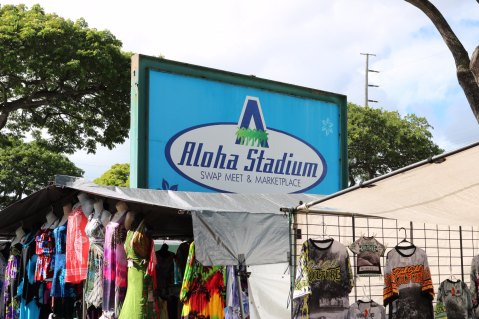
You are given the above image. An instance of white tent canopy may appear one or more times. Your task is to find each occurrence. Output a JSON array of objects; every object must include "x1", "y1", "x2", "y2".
[{"x1": 294, "y1": 141, "x2": 479, "y2": 226}]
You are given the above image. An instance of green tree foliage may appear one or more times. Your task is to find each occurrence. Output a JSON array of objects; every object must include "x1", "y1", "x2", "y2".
[
  {"x1": 348, "y1": 103, "x2": 443, "y2": 186},
  {"x1": 0, "y1": 137, "x2": 84, "y2": 208},
  {"x1": 94, "y1": 163, "x2": 130, "y2": 187},
  {"x1": 0, "y1": 4, "x2": 131, "y2": 153}
]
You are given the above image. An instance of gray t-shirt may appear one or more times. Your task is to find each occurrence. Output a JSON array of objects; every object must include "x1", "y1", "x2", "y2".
[
  {"x1": 349, "y1": 236, "x2": 385, "y2": 276},
  {"x1": 469, "y1": 255, "x2": 479, "y2": 308},
  {"x1": 384, "y1": 245, "x2": 434, "y2": 319},
  {"x1": 348, "y1": 300, "x2": 386, "y2": 319},
  {"x1": 436, "y1": 279, "x2": 473, "y2": 319},
  {"x1": 293, "y1": 238, "x2": 353, "y2": 319}
]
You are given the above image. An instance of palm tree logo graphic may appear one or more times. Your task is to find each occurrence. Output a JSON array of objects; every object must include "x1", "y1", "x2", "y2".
[{"x1": 235, "y1": 97, "x2": 269, "y2": 148}]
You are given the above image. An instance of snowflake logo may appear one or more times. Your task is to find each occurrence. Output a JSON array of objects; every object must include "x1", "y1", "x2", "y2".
[{"x1": 321, "y1": 118, "x2": 334, "y2": 136}]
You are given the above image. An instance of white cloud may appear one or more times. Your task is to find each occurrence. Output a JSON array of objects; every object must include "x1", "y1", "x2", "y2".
[
  {"x1": 68, "y1": 139, "x2": 130, "y2": 180},
  {"x1": 4, "y1": 0, "x2": 479, "y2": 175}
]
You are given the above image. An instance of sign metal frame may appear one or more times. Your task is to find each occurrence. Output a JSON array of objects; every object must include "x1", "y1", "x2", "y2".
[{"x1": 130, "y1": 54, "x2": 348, "y2": 191}]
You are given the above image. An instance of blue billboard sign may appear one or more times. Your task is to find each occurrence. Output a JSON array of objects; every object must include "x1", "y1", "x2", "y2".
[{"x1": 130, "y1": 55, "x2": 347, "y2": 194}]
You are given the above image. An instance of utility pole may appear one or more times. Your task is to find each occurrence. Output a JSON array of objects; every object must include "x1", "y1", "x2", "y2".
[{"x1": 360, "y1": 53, "x2": 379, "y2": 106}]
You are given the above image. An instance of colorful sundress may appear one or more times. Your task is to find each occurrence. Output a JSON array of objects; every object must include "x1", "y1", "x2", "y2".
[
  {"x1": 85, "y1": 212, "x2": 106, "y2": 309},
  {"x1": 179, "y1": 242, "x2": 225, "y2": 319},
  {"x1": 118, "y1": 230, "x2": 156, "y2": 319},
  {"x1": 102, "y1": 213, "x2": 128, "y2": 318},
  {"x1": 65, "y1": 204, "x2": 90, "y2": 283},
  {"x1": 51, "y1": 222, "x2": 77, "y2": 298},
  {"x1": 51, "y1": 222, "x2": 77, "y2": 319},
  {"x1": 34, "y1": 228, "x2": 54, "y2": 281},
  {"x1": 19, "y1": 233, "x2": 41, "y2": 319},
  {"x1": 4, "y1": 243, "x2": 23, "y2": 319}
]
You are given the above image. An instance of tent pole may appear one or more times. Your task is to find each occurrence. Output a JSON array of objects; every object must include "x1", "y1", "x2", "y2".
[{"x1": 289, "y1": 211, "x2": 294, "y2": 319}]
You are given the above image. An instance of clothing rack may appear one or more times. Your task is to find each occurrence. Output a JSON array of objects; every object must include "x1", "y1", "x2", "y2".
[{"x1": 290, "y1": 212, "x2": 479, "y2": 313}]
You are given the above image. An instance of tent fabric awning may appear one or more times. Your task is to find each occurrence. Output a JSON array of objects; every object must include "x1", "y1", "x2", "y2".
[
  {"x1": 192, "y1": 210, "x2": 289, "y2": 266},
  {"x1": 296, "y1": 141, "x2": 479, "y2": 227},
  {"x1": 0, "y1": 176, "x2": 324, "y2": 266}
]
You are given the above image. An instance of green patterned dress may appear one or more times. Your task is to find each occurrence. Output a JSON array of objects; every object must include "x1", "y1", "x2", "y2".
[{"x1": 118, "y1": 230, "x2": 155, "y2": 319}]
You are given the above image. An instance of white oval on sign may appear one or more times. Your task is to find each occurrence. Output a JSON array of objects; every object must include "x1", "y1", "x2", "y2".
[{"x1": 165, "y1": 123, "x2": 327, "y2": 194}]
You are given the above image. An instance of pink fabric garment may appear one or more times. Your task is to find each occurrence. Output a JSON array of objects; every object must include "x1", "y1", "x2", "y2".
[
  {"x1": 103, "y1": 213, "x2": 128, "y2": 317},
  {"x1": 65, "y1": 205, "x2": 90, "y2": 283}
]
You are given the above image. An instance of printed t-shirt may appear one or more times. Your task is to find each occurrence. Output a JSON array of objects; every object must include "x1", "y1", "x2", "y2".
[
  {"x1": 383, "y1": 245, "x2": 434, "y2": 319},
  {"x1": 349, "y1": 236, "x2": 385, "y2": 276},
  {"x1": 347, "y1": 300, "x2": 386, "y2": 319},
  {"x1": 469, "y1": 255, "x2": 479, "y2": 308},
  {"x1": 435, "y1": 279, "x2": 473, "y2": 319},
  {"x1": 293, "y1": 238, "x2": 353, "y2": 319}
]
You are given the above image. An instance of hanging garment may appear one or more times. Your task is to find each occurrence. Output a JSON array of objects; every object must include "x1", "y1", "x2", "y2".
[
  {"x1": 293, "y1": 238, "x2": 354, "y2": 319},
  {"x1": 102, "y1": 213, "x2": 128, "y2": 319},
  {"x1": 146, "y1": 240, "x2": 159, "y2": 319},
  {"x1": 85, "y1": 213, "x2": 106, "y2": 309},
  {"x1": 4, "y1": 243, "x2": 24, "y2": 319},
  {"x1": 347, "y1": 300, "x2": 386, "y2": 319},
  {"x1": 156, "y1": 245, "x2": 175, "y2": 299},
  {"x1": 349, "y1": 236, "x2": 386, "y2": 276},
  {"x1": 118, "y1": 230, "x2": 155, "y2": 319},
  {"x1": 0, "y1": 253, "x2": 8, "y2": 319},
  {"x1": 51, "y1": 222, "x2": 77, "y2": 298},
  {"x1": 225, "y1": 266, "x2": 249, "y2": 319},
  {"x1": 34, "y1": 228, "x2": 55, "y2": 281},
  {"x1": 19, "y1": 232, "x2": 41, "y2": 319},
  {"x1": 435, "y1": 279, "x2": 473, "y2": 319},
  {"x1": 179, "y1": 242, "x2": 225, "y2": 319},
  {"x1": 384, "y1": 245, "x2": 434, "y2": 319},
  {"x1": 65, "y1": 204, "x2": 90, "y2": 283},
  {"x1": 175, "y1": 242, "x2": 189, "y2": 317},
  {"x1": 156, "y1": 243, "x2": 181, "y2": 319},
  {"x1": 470, "y1": 255, "x2": 479, "y2": 309}
]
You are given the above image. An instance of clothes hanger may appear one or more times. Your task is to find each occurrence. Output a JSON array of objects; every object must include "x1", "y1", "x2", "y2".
[
  {"x1": 311, "y1": 222, "x2": 332, "y2": 243},
  {"x1": 396, "y1": 227, "x2": 415, "y2": 248},
  {"x1": 449, "y1": 266, "x2": 459, "y2": 282},
  {"x1": 359, "y1": 285, "x2": 372, "y2": 303}
]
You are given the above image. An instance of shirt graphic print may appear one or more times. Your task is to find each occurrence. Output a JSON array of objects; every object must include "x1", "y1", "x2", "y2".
[
  {"x1": 383, "y1": 245, "x2": 434, "y2": 319},
  {"x1": 349, "y1": 236, "x2": 386, "y2": 276},
  {"x1": 293, "y1": 238, "x2": 353, "y2": 319}
]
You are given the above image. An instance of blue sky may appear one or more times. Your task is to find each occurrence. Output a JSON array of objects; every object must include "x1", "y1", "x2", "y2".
[{"x1": 4, "y1": 0, "x2": 479, "y2": 180}]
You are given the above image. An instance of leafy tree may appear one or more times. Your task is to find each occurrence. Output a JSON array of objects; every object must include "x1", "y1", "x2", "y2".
[
  {"x1": 404, "y1": 0, "x2": 479, "y2": 123},
  {"x1": 348, "y1": 103, "x2": 443, "y2": 186},
  {"x1": 0, "y1": 4, "x2": 131, "y2": 153},
  {"x1": 94, "y1": 163, "x2": 130, "y2": 187},
  {"x1": 0, "y1": 137, "x2": 84, "y2": 208}
]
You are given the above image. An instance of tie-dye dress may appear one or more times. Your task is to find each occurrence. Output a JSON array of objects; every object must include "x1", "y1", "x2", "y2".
[
  {"x1": 51, "y1": 222, "x2": 77, "y2": 298},
  {"x1": 85, "y1": 213, "x2": 106, "y2": 310},
  {"x1": 103, "y1": 213, "x2": 128, "y2": 319},
  {"x1": 179, "y1": 242, "x2": 225, "y2": 319}
]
